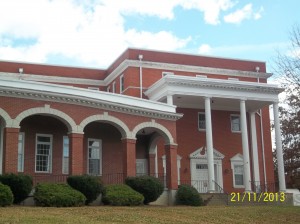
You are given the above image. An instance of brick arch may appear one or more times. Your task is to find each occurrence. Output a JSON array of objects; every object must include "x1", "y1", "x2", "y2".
[
  {"x1": 0, "y1": 108, "x2": 12, "y2": 127},
  {"x1": 13, "y1": 106, "x2": 78, "y2": 132},
  {"x1": 132, "y1": 121, "x2": 174, "y2": 144},
  {"x1": 79, "y1": 113, "x2": 131, "y2": 138}
]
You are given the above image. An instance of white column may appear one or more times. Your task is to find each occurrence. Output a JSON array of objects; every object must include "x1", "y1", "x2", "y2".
[
  {"x1": 250, "y1": 112, "x2": 260, "y2": 188},
  {"x1": 167, "y1": 95, "x2": 173, "y2": 105},
  {"x1": 240, "y1": 100, "x2": 252, "y2": 192},
  {"x1": 273, "y1": 102, "x2": 286, "y2": 192},
  {"x1": 205, "y1": 97, "x2": 215, "y2": 192}
]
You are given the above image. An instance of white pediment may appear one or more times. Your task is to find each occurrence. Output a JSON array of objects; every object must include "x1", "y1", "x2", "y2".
[
  {"x1": 230, "y1": 153, "x2": 243, "y2": 162},
  {"x1": 189, "y1": 146, "x2": 225, "y2": 160}
]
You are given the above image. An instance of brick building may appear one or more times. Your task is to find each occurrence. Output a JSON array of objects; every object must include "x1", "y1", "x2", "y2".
[{"x1": 0, "y1": 48, "x2": 286, "y2": 201}]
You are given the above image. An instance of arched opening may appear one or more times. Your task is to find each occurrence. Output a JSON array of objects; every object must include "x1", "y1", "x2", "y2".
[
  {"x1": 133, "y1": 123, "x2": 177, "y2": 190},
  {"x1": 19, "y1": 115, "x2": 69, "y2": 184},
  {"x1": 83, "y1": 121, "x2": 124, "y2": 184}
]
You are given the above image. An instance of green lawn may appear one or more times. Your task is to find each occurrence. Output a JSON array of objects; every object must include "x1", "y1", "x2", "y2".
[{"x1": 0, "y1": 206, "x2": 299, "y2": 224}]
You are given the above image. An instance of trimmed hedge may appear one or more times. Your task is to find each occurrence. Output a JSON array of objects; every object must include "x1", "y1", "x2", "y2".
[
  {"x1": 67, "y1": 175, "x2": 104, "y2": 204},
  {"x1": 0, "y1": 183, "x2": 13, "y2": 207},
  {"x1": 125, "y1": 175, "x2": 164, "y2": 204},
  {"x1": 102, "y1": 184, "x2": 144, "y2": 206},
  {"x1": 175, "y1": 185, "x2": 203, "y2": 206},
  {"x1": 34, "y1": 183, "x2": 86, "y2": 207},
  {"x1": 0, "y1": 173, "x2": 32, "y2": 204}
]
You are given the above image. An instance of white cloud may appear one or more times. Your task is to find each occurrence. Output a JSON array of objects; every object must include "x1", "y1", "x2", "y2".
[
  {"x1": 224, "y1": 4, "x2": 264, "y2": 24},
  {"x1": 0, "y1": 0, "x2": 263, "y2": 67},
  {"x1": 180, "y1": 0, "x2": 236, "y2": 25},
  {"x1": 198, "y1": 44, "x2": 212, "y2": 54}
]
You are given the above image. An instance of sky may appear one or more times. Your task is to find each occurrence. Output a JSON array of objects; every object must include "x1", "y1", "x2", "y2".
[{"x1": 0, "y1": 0, "x2": 299, "y2": 73}]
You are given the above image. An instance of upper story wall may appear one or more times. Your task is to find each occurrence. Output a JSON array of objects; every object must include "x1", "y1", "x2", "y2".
[{"x1": 0, "y1": 48, "x2": 270, "y2": 98}]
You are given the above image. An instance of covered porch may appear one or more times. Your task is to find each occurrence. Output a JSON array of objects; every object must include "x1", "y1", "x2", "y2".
[{"x1": 145, "y1": 74, "x2": 286, "y2": 193}]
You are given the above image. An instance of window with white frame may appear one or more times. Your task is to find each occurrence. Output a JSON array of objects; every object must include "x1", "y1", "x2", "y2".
[
  {"x1": 88, "y1": 139, "x2": 102, "y2": 176},
  {"x1": 62, "y1": 136, "x2": 69, "y2": 174},
  {"x1": 230, "y1": 153, "x2": 244, "y2": 188},
  {"x1": 230, "y1": 115, "x2": 241, "y2": 132},
  {"x1": 35, "y1": 134, "x2": 52, "y2": 173},
  {"x1": 112, "y1": 81, "x2": 116, "y2": 93},
  {"x1": 198, "y1": 112, "x2": 206, "y2": 130},
  {"x1": 233, "y1": 165, "x2": 244, "y2": 186},
  {"x1": 120, "y1": 74, "x2": 124, "y2": 93},
  {"x1": 18, "y1": 132, "x2": 25, "y2": 172}
]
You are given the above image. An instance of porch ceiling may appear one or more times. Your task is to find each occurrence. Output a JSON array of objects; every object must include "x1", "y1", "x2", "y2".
[{"x1": 161, "y1": 95, "x2": 272, "y2": 112}]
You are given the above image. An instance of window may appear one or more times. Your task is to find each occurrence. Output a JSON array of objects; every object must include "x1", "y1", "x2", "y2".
[
  {"x1": 231, "y1": 115, "x2": 241, "y2": 132},
  {"x1": 198, "y1": 112, "x2": 205, "y2": 130},
  {"x1": 62, "y1": 136, "x2": 69, "y2": 174},
  {"x1": 230, "y1": 153, "x2": 244, "y2": 188},
  {"x1": 136, "y1": 159, "x2": 148, "y2": 176},
  {"x1": 107, "y1": 86, "x2": 110, "y2": 92},
  {"x1": 112, "y1": 81, "x2": 116, "y2": 93},
  {"x1": 88, "y1": 139, "x2": 102, "y2": 176},
  {"x1": 35, "y1": 134, "x2": 52, "y2": 173},
  {"x1": 18, "y1": 132, "x2": 25, "y2": 172},
  {"x1": 234, "y1": 165, "x2": 244, "y2": 186},
  {"x1": 120, "y1": 74, "x2": 124, "y2": 93}
]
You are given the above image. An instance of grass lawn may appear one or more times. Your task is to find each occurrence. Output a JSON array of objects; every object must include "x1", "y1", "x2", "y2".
[{"x1": 0, "y1": 206, "x2": 299, "y2": 224}]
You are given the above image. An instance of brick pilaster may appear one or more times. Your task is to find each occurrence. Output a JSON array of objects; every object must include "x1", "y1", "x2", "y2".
[
  {"x1": 69, "y1": 133, "x2": 84, "y2": 175},
  {"x1": 165, "y1": 144, "x2": 178, "y2": 190},
  {"x1": 122, "y1": 138, "x2": 136, "y2": 177},
  {"x1": 3, "y1": 128, "x2": 19, "y2": 173}
]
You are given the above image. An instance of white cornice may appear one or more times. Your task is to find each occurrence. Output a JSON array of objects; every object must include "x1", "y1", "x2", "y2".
[
  {"x1": 0, "y1": 72, "x2": 105, "y2": 86},
  {"x1": 145, "y1": 75, "x2": 284, "y2": 102},
  {"x1": 0, "y1": 78, "x2": 182, "y2": 121},
  {"x1": 1, "y1": 59, "x2": 272, "y2": 87},
  {"x1": 104, "y1": 59, "x2": 272, "y2": 85}
]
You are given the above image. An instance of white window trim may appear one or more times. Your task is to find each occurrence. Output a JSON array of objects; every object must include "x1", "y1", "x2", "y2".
[
  {"x1": 230, "y1": 114, "x2": 241, "y2": 133},
  {"x1": 18, "y1": 132, "x2": 25, "y2": 172},
  {"x1": 198, "y1": 112, "x2": 206, "y2": 131},
  {"x1": 120, "y1": 74, "x2": 124, "y2": 94},
  {"x1": 35, "y1": 134, "x2": 53, "y2": 173},
  {"x1": 107, "y1": 86, "x2": 110, "y2": 92},
  {"x1": 230, "y1": 153, "x2": 245, "y2": 188},
  {"x1": 87, "y1": 138, "x2": 102, "y2": 176},
  {"x1": 62, "y1": 136, "x2": 69, "y2": 175},
  {"x1": 162, "y1": 155, "x2": 182, "y2": 185}
]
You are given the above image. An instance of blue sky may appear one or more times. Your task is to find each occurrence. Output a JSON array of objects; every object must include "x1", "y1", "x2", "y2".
[{"x1": 0, "y1": 0, "x2": 299, "y2": 73}]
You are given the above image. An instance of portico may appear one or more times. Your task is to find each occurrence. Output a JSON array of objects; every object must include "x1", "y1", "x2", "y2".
[{"x1": 145, "y1": 74, "x2": 286, "y2": 192}]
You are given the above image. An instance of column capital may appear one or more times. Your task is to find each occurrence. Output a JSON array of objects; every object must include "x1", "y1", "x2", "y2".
[
  {"x1": 240, "y1": 98, "x2": 247, "y2": 102},
  {"x1": 203, "y1": 95, "x2": 212, "y2": 100}
]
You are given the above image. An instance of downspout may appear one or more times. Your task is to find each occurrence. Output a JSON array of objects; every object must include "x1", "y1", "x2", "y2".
[
  {"x1": 256, "y1": 70, "x2": 267, "y2": 187},
  {"x1": 138, "y1": 54, "x2": 143, "y2": 98}
]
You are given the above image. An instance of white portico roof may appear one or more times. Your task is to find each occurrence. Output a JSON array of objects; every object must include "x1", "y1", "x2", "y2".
[{"x1": 145, "y1": 75, "x2": 285, "y2": 112}]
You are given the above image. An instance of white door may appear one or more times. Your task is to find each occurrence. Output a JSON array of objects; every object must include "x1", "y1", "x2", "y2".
[
  {"x1": 192, "y1": 164, "x2": 208, "y2": 193},
  {"x1": 192, "y1": 163, "x2": 218, "y2": 193}
]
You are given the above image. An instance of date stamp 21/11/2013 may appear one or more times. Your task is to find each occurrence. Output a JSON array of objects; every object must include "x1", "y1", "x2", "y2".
[{"x1": 230, "y1": 192, "x2": 286, "y2": 203}]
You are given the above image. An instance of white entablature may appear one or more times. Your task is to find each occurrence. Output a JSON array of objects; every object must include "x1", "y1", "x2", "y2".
[{"x1": 145, "y1": 75, "x2": 284, "y2": 111}]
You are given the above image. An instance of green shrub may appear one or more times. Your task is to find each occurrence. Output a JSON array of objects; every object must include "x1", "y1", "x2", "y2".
[
  {"x1": 125, "y1": 175, "x2": 164, "y2": 204},
  {"x1": 175, "y1": 185, "x2": 203, "y2": 206},
  {"x1": 102, "y1": 184, "x2": 144, "y2": 206},
  {"x1": 67, "y1": 175, "x2": 104, "y2": 204},
  {"x1": 34, "y1": 183, "x2": 86, "y2": 207},
  {"x1": 0, "y1": 173, "x2": 32, "y2": 204},
  {"x1": 0, "y1": 183, "x2": 13, "y2": 207}
]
